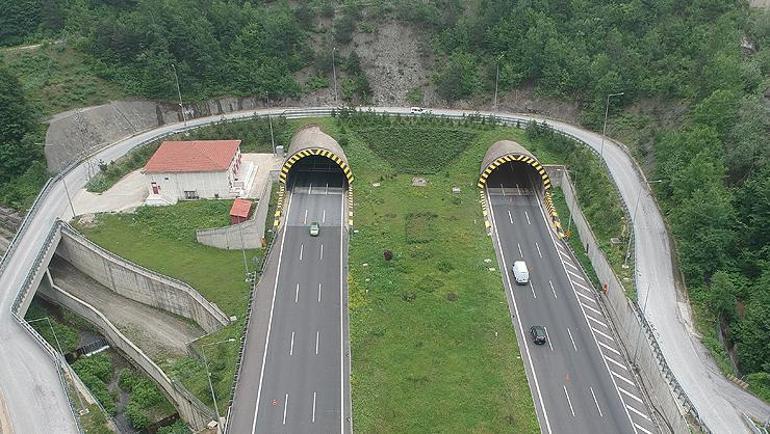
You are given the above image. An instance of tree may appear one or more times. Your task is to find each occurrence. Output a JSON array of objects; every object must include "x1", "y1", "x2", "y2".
[
  {"x1": 0, "y1": 64, "x2": 39, "y2": 185},
  {"x1": 433, "y1": 51, "x2": 481, "y2": 102},
  {"x1": 706, "y1": 271, "x2": 737, "y2": 321}
]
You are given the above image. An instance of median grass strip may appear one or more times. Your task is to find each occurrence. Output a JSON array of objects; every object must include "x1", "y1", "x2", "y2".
[{"x1": 332, "y1": 117, "x2": 539, "y2": 433}]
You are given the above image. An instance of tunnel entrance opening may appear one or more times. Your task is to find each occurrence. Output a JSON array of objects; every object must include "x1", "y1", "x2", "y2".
[
  {"x1": 485, "y1": 161, "x2": 544, "y2": 196},
  {"x1": 286, "y1": 155, "x2": 347, "y2": 193}
]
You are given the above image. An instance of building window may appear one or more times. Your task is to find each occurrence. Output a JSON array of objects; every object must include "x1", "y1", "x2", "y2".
[{"x1": 184, "y1": 190, "x2": 199, "y2": 199}]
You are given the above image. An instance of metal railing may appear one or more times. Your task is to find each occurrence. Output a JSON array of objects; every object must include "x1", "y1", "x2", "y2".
[{"x1": 0, "y1": 105, "x2": 705, "y2": 433}]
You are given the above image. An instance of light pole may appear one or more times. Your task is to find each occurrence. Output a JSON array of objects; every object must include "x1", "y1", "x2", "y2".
[
  {"x1": 61, "y1": 177, "x2": 77, "y2": 218},
  {"x1": 600, "y1": 92, "x2": 624, "y2": 160},
  {"x1": 623, "y1": 179, "x2": 663, "y2": 269},
  {"x1": 493, "y1": 55, "x2": 503, "y2": 110},
  {"x1": 171, "y1": 63, "x2": 187, "y2": 126},
  {"x1": 268, "y1": 115, "x2": 276, "y2": 155},
  {"x1": 331, "y1": 47, "x2": 338, "y2": 104},
  {"x1": 200, "y1": 338, "x2": 236, "y2": 431}
]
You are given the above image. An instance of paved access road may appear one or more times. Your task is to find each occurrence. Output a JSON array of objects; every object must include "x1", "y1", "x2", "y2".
[
  {"x1": 485, "y1": 170, "x2": 657, "y2": 434},
  {"x1": 228, "y1": 171, "x2": 350, "y2": 434}
]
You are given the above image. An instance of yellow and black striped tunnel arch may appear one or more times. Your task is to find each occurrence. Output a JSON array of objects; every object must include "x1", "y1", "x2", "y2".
[
  {"x1": 477, "y1": 153, "x2": 552, "y2": 190},
  {"x1": 279, "y1": 148, "x2": 354, "y2": 185}
]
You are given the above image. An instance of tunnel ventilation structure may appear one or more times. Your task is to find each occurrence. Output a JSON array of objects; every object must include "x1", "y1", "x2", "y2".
[
  {"x1": 275, "y1": 125, "x2": 354, "y2": 228},
  {"x1": 479, "y1": 140, "x2": 564, "y2": 238}
]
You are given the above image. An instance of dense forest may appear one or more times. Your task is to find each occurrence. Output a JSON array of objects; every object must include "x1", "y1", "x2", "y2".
[{"x1": 1, "y1": 0, "x2": 769, "y2": 400}]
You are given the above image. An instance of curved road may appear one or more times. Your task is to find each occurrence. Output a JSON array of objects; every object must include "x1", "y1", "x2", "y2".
[{"x1": 1, "y1": 105, "x2": 766, "y2": 433}]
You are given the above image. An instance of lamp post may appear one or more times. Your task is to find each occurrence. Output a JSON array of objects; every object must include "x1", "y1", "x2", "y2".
[
  {"x1": 171, "y1": 63, "x2": 187, "y2": 126},
  {"x1": 600, "y1": 92, "x2": 624, "y2": 160},
  {"x1": 623, "y1": 179, "x2": 663, "y2": 269},
  {"x1": 200, "y1": 338, "x2": 236, "y2": 430},
  {"x1": 493, "y1": 55, "x2": 503, "y2": 111},
  {"x1": 268, "y1": 115, "x2": 276, "y2": 155},
  {"x1": 331, "y1": 47, "x2": 338, "y2": 104}
]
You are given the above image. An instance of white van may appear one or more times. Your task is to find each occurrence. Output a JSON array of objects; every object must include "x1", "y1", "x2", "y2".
[
  {"x1": 512, "y1": 261, "x2": 529, "y2": 285},
  {"x1": 410, "y1": 107, "x2": 425, "y2": 114}
]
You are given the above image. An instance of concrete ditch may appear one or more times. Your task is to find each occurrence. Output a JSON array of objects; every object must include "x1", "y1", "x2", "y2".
[{"x1": 37, "y1": 277, "x2": 216, "y2": 431}]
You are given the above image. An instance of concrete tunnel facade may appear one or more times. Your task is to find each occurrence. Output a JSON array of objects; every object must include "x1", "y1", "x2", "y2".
[
  {"x1": 275, "y1": 125, "x2": 354, "y2": 228},
  {"x1": 479, "y1": 140, "x2": 564, "y2": 237},
  {"x1": 279, "y1": 125, "x2": 353, "y2": 185}
]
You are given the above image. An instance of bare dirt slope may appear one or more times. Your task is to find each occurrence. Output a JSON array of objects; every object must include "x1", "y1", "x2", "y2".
[{"x1": 48, "y1": 257, "x2": 203, "y2": 360}]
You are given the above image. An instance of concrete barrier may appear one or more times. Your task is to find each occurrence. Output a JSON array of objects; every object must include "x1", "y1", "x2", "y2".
[
  {"x1": 38, "y1": 278, "x2": 215, "y2": 431},
  {"x1": 55, "y1": 223, "x2": 230, "y2": 333},
  {"x1": 196, "y1": 178, "x2": 275, "y2": 250},
  {"x1": 559, "y1": 170, "x2": 693, "y2": 433}
]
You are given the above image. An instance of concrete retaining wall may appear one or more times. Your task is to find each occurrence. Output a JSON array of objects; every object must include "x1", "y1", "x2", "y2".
[
  {"x1": 560, "y1": 171, "x2": 692, "y2": 434},
  {"x1": 55, "y1": 224, "x2": 230, "y2": 333},
  {"x1": 38, "y1": 278, "x2": 215, "y2": 431},
  {"x1": 45, "y1": 96, "x2": 283, "y2": 172},
  {"x1": 196, "y1": 180, "x2": 274, "y2": 250}
]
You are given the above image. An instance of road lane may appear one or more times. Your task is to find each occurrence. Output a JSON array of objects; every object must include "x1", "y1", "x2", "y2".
[
  {"x1": 487, "y1": 186, "x2": 657, "y2": 434},
  {"x1": 249, "y1": 174, "x2": 347, "y2": 434}
]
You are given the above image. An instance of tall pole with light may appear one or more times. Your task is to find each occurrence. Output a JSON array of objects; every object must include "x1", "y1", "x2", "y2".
[
  {"x1": 200, "y1": 338, "x2": 236, "y2": 431},
  {"x1": 493, "y1": 55, "x2": 503, "y2": 110},
  {"x1": 331, "y1": 47, "x2": 338, "y2": 104},
  {"x1": 623, "y1": 179, "x2": 663, "y2": 269},
  {"x1": 600, "y1": 92, "x2": 624, "y2": 160},
  {"x1": 171, "y1": 63, "x2": 187, "y2": 126}
]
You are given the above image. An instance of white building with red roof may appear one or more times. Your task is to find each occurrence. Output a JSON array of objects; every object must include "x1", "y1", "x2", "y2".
[{"x1": 142, "y1": 140, "x2": 255, "y2": 205}]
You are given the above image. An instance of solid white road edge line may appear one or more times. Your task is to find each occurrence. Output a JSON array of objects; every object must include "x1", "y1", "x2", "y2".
[
  {"x1": 339, "y1": 188, "x2": 345, "y2": 434},
  {"x1": 251, "y1": 188, "x2": 294, "y2": 434},
  {"x1": 487, "y1": 188, "x2": 553, "y2": 434}
]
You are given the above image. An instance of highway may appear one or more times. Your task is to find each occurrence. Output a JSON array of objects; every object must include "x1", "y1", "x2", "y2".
[
  {"x1": 1, "y1": 105, "x2": 766, "y2": 433},
  {"x1": 228, "y1": 171, "x2": 350, "y2": 434},
  {"x1": 485, "y1": 167, "x2": 657, "y2": 434}
]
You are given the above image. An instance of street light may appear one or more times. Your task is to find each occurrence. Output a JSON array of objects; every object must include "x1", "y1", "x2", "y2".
[
  {"x1": 493, "y1": 54, "x2": 504, "y2": 110},
  {"x1": 171, "y1": 64, "x2": 187, "y2": 126},
  {"x1": 623, "y1": 179, "x2": 664, "y2": 269},
  {"x1": 331, "y1": 47, "x2": 338, "y2": 104},
  {"x1": 600, "y1": 92, "x2": 624, "y2": 160},
  {"x1": 200, "y1": 338, "x2": 236, "y2": 430}
]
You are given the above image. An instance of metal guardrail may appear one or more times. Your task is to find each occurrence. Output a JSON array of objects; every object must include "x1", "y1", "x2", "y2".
[
  {"x1": 1, "y1": 106, "x2": 706, "y2": 433},
  {"x1": 223, "y1": 219, "x2": 280, "y2": 434}
]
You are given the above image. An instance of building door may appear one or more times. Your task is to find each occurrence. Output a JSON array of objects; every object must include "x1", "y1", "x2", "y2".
[{"x1": 151, "y1": 182, "x2": 160, "y2": 194}]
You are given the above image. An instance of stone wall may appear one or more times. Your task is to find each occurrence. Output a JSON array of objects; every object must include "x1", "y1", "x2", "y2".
[
  {"x1": 559, "y1": 171, "x2": 692, "y2": 434},
  {"x1": 38, "y1": 278, "x2": 215, "y2": 431},
  {"x1": 196, "y1": 178, "x2": 275, "y2": 250},
  {"x1": 55, "y1": 224, "x2": 230, "y2": 332}
]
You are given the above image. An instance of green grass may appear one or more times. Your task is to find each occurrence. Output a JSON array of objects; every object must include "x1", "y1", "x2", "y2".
[
  {"x1": 0, "y1": 43, "x2": 127, "y2": 116},
  {"x1": 79, "y1": 404, "x2": 113, "y2": 434},
  {"x1": 77, "y1": 200, "x2": 259, "y2": 409},
  {"x1": 354, "y1": 125, "x2": 480, "y2": 174},
  {"x1": 337, "y1": 119, "x2": 539, "y2": 432}
]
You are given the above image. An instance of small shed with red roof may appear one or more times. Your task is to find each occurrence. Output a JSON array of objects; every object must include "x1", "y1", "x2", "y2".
[
  {"x1": 143, "y1": 139, "x2": 248, "y2": 205},
  {"x1": 230, "y1": 198, "x2": 252, "y2": 224}
]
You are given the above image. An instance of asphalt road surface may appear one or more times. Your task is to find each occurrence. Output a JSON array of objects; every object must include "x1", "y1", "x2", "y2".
[
  {"x1": 229, "y1": 171, "x2": 350, "y2": 434},
  {"x1": 485, "y1": 169, "x2": 657, "y2": 434}
]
